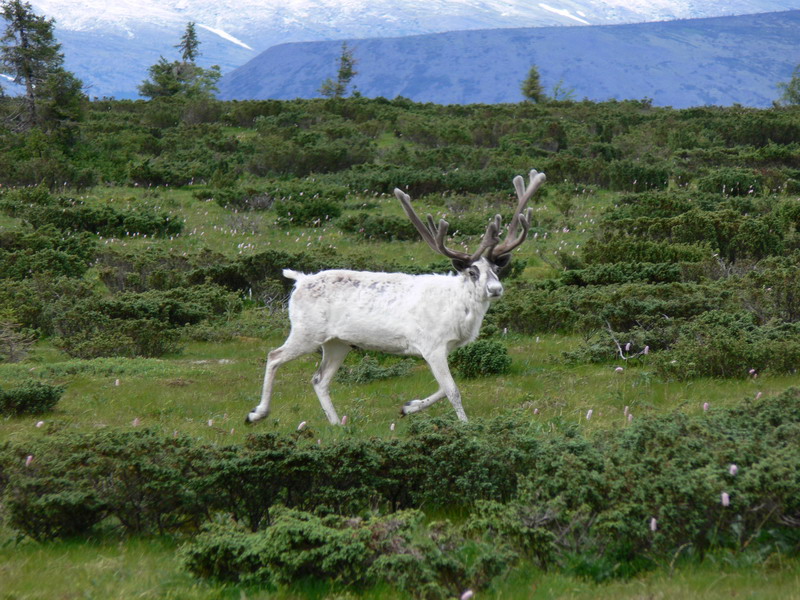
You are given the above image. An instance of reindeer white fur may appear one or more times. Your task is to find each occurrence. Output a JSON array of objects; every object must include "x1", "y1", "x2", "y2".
[{"x1": 246, "y1": 170, "x2": 546, "y2": 425}]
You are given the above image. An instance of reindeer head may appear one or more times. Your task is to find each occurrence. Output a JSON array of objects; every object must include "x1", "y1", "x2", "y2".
[{"x1": 393, "y1": 169, "x2": 546, "y2": 297}]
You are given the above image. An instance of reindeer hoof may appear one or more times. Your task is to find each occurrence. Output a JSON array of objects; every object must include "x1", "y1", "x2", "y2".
[
  {"x1": 402, "y1": 400, "x2": 423, "y2": 416},
  {"x1": 246, "y1": 409, "x2": 264, "y2": 425}
]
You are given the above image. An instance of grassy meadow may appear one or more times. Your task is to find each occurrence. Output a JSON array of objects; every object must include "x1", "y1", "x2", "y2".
[
  {"x1": 3, "y1": 97, "x2": 800, "y2": 598},
  {"x1": 3, "y1": 182, "x2": 800, "y2": 599}
]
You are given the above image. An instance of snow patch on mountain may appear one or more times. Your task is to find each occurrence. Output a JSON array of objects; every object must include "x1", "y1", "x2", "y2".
[
  {"x1": 32, "y1": 0, "x2": 180, "y2": 30},
  {"x1": 32, "y1": 1, "x2": 800, "y2": 35},
  {"x1": 197, "y1": 24, "x2": 254, "y2": 50},
  {"x1": 539, "y1": 3, "x2": 592, "y2": 24}
]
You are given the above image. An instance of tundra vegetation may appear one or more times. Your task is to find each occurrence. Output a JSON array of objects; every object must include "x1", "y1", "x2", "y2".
[{"x1": 2, "y1": 93, "x2": 800, "y2": 598}]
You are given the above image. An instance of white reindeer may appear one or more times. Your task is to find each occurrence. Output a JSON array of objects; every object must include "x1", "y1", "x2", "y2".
[{"x1": 246, "y1": 169, "x2": 546, "y2": 425}]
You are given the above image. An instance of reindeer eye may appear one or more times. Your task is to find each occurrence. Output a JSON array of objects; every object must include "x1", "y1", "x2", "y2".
[{"x1": 468, "y1": 266, "x2": 480, "y2": 281}]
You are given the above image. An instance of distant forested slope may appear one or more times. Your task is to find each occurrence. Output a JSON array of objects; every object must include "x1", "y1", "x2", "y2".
[{"x1": 219, "y1": 10, "x2": 800, "y2": 108}]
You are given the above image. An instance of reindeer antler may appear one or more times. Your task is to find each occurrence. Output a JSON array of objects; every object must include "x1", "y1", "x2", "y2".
[
  {"x1": 394, "y1": 169, "x2": 545, "y2": 267},
  {"x1": 394, "y1": 189, "x2": 500, "y2": 266},
  {"x1": 489, "y1": 169, "x2": 546, "y2": 261}
]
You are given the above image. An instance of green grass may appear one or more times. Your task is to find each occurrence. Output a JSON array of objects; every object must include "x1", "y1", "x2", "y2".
[
  {"x1": 1, "y1": 328, "x2": 793, "y2": 442},
  {"x1": 491, "y1": 554, "x2": 800, "y2": 600},
  {"x1": 2, "y1": 533, "x2": 798, "y2": 600},
  {"x1": 68, "y1": 182, "x2": 605, "y2": 271},
  {"x1": 2, "y1": 183, "x2": 799, "y2": 598},
  {"x1": 4, "y1": 326, "x2": 798, "y2": 598}
]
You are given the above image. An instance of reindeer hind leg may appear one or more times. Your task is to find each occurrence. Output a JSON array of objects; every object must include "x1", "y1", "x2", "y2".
[{"x1": 311, "y1": 339, "x2": 350, "y2": 425}]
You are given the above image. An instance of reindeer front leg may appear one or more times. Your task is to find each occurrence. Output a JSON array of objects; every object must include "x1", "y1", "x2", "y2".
[{"x1": 403, "y1": 350, "x2": 468, "y2": 421}]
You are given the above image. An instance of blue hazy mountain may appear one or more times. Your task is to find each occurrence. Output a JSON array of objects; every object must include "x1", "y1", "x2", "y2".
[{"x1": 218, "y1": 10, "x2": 800, "y2": 108}]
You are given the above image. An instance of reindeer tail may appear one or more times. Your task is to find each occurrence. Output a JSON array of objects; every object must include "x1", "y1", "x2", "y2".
[{"x1": 282, "y1": 269, "x2": 304, "y2": 280}]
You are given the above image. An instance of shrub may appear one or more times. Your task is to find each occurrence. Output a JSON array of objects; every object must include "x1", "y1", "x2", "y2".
[
  {"x1": 274, "y1": 196, "x2": 342, "y2": 226},
  {"x1": 729, "y1": 215, "x2": 785, "y2": 260},
  {"x1": 0, "y1": 276, "x2": 98, "y2": 335},
  {"x1": 246, "y1": 130, "x2": 375, "y2": 177},
  {"x1": 335, "y1": 354, "x2": 416, "y2": 384},
  {"x1": 3, "y1": 429, "x2": 214, "y2": 538},
  {"x1": 112, "y1": 205, "x2": 184, "y2": 237},
  {"x1": 735, "y1": 258, "x2": 800, "y2": 323},
  {"x1": 96, "y1": 247, "x2": 199, "y2": 293},
  {"x1": 5, "y1": 196, "x2": 184, "y2": 238},
  {"x1": 0, "y1": 380, "x2": 64, "y2": 416},
  {"x1": 697, "y1": 168, "x2": 763, "y2": 196},
  {"x1": 653, "y1": 310, "x2": 800, "y2": 380},
  {"x1": 337, "y1": 212, "x2": 417, "y2": 241},
  {"x1": 49, "y1": 285, "x2": 240, "y2": 358},
  {"x1": 0, "y1": 246, "x2": 93, "y2": 280},
  {"x1": 450, "y1": 340, "x2": 512, "y2": 378},
  {"x1": 607, "y1": 160, "x2": 670, "y2": 192},
  {"x1": 240, "y1": 435, "x2": 385, "y2": 517},
  {"x1": 265, "y1": 179, "x2": 350, "y2": 202},
  {"x1": 561, "y1": 262, "x2": 683, "y2": 286},
  {"x1": 202, "y1": 441, "x2": 293, "y2": 532},
  {"x1": 53, "y1": 315, "x2": 183, "y2": 359},
  {"x1": 489, "y1": 279, "x2": 731, "y2": 336},
  {"x1": 456, "y1": 389, "x2": 800, "y2": 582},
  {"x1": 581, "y1": 237, "x2": 710, "y2": 265},
  {"x1": 324, "y1": 165, "x2": 519, "y2": 196},
  {"x1": 97, "y1": 286, "x2": 239, "y2": 326},
  {"x1": 0, "y1": 225, "x2": 98, "y2": 280},
  {"x1": 402, "y1": 415, "x2": 532, "y2": 507},
  {"x1": 1, "y1": 387, "x2": 799, "y2": 584},
  {"x1": 202, "y1": 179, "x2": 352, "y2": 211},
  {"x1": 182, "y1": 507, "x2": 513, "y2": 597},
  {"x1": 605, "y1": 191, "x2": 715, "y2": 220},
  {"x1": 204, "y1": 186, "x2": 274, "y2": 211},
  {"x1": 466, "y1": 500, "x2": 558, "y2": 571},
  {"x1": 5, "y1": 478, "x2": 106, "y2": 541},
  {"x1": 0, "y1": 315, "x2": 36, "y2": 363}
]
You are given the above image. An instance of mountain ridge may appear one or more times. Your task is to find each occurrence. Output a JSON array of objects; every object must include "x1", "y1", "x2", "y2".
[
  {"x1": 218, "y1": 10, "x2": 800, "y2": 108},
  {"x1": 13, "y1": 0, "x2": 800, "y2": 99}
]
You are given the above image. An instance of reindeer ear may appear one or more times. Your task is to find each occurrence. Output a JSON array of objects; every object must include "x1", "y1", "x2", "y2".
[
  {"x1": 451, "y1": 258, "x2": 470, "y2": 272},
  {"x1": 493, "y1": 253, "x2": 512, "y2": 269}
]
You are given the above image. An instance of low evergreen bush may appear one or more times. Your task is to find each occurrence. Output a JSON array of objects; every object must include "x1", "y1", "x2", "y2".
[
  {"x1": 450, "y1": 340, "x2": 512, "y2": 378},
  {"x1": 3, "y1": 194, "x2": 183, "y2": 238},
  {"x1": 181, "y1": 507, "x2": 512, "y2": 598},
  {"x1": 3, "y1": 389, "x2": 800, "y2": 585},
  {"x1": 274, "y1": 196, "x2": 342, "y2": 226},
  {"x1": 697, "y1": 167, "x2": 763, "y2": 196},
  {"x1": 335, "y1": 354, "x2": 416, "y2": 384},
  {"x1": 337, "y1": 212, "x2": 417, "y2": 241},
  {"x1": 3, "y1": 429, "x2": 213, "y2": 539},
  {"x1": 653, "y1": 310, "x2": 800, "y2": 379},
  {"x1": 0, "y1": 381, "x2": 64, "y2": 416}
]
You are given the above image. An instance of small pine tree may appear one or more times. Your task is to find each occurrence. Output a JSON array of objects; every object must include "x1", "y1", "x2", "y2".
[
  {"x1": 138, "y1": 57, "x2": 186, "y2": 99},
  {"x1": 777, "y1": 64, "x2": 800, "y2": 106},
  {"x1": 139, "y1": 23, "x2": 220, "y2": 99},
  {"x1": 319, "y1": 42, "x2": 358, "y2": 99},
  {"x1": 550, "y1": 79, "x2": 576, "y2": 102},
  {"x1": 521, "y1": 64, "x2": 544, "y2": 103},
  {"x1": 176, "y1": 21, "x2": 200, "y2": 63},
  {"x1": 0, "y1": 0, "x2": 84, "y2": 128}
]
